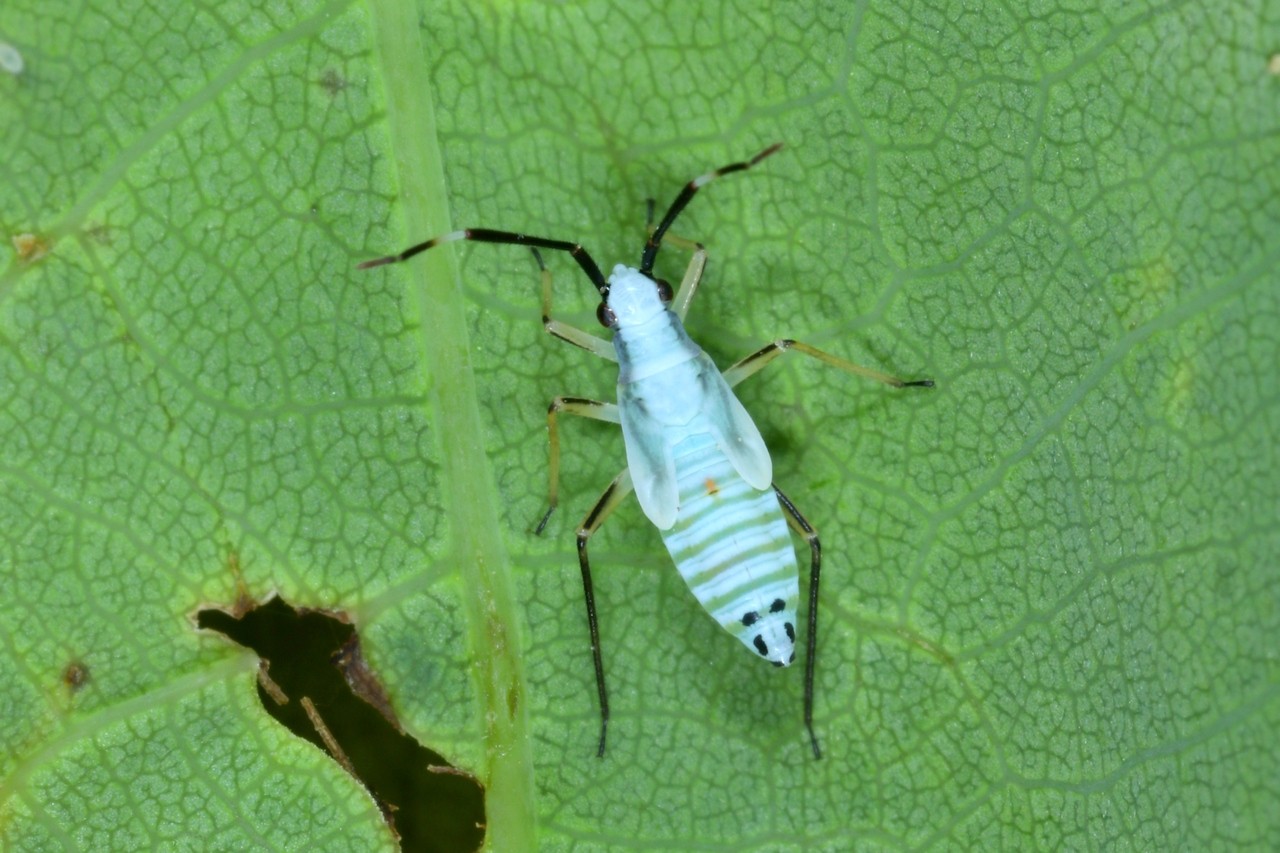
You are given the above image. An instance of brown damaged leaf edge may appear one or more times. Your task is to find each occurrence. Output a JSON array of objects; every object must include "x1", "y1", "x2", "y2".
[{"x1": 196, "y1": 595, "x2": 485, "y2": 853}]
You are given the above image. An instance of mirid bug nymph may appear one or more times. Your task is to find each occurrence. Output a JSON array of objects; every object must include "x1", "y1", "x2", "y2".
[{"x1": 360, "y1": 144, "x2": 933, "y2": 759}]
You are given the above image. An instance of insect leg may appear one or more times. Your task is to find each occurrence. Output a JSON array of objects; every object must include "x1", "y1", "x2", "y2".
[
  {"x1": 574, "y1": 468, "x2": 635, "y2": 757},
  {"x1": 534, "y1": 397, "x2": 621, "y2": 534},
  {"x1": 722, "y1": 339, "x2": 934, "y2": 389},
  {"x1": 772, "y1": 484, "x2": 823, "y2": 760},
  {"x1": 532, "y1": 248, "x2": 617, "y2": 361},
  {"x1": 669, "y1": 245, "x2": 710, "y2": 321}
]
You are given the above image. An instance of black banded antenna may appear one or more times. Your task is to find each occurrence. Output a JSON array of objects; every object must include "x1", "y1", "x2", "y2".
[
  {"x1": 639, "y1": 143, "x2": 783, "y2": 277},
  {"x1": 358, "y1": 228, "x2": 610, "y2": 297}
]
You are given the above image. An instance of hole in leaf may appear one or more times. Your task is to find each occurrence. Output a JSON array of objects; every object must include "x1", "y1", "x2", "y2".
[{"x1": 196, "y1": 595, "x2": 485, "y2": 852}]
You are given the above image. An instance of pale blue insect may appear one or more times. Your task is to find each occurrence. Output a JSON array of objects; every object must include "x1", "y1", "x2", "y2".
[{"x1": 360, "y1": 145, "x2": 932, "y2": 758}]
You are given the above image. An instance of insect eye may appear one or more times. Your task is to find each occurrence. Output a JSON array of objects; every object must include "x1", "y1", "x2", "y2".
[
  {"x1": 596, "y1": 302, "x2": 617, "y2": 328},
  {"x1": 655, "y1": 278, "x2": 673, "y2": 303}
]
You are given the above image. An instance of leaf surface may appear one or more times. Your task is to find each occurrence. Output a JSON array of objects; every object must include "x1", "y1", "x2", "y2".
[{"x1": 2, "y1": 1, "x2": 1278, "y2": 849}]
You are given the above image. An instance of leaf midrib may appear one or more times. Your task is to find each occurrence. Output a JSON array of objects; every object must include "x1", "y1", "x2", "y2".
[{"x1": 365, "y1": 1, "x2": 534, "y2": 846}]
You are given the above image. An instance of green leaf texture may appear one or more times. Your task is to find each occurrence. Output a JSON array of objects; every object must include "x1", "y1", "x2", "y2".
[{"x1": 2, "y1": 1, "x2": 1277, "y2": 849}]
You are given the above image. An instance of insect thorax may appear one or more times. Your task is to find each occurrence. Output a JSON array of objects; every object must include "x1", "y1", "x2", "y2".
[{"x1": 605, "y1": 264, "x2": 704, "y2": 383}]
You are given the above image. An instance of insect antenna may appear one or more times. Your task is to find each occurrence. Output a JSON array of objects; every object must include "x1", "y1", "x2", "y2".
[
  {"x1": 359, "y1": 228, "x2": 610, "y2": 297},
  {"x1": 639, "y1": 143, "x2": 783, "y2": 276}
]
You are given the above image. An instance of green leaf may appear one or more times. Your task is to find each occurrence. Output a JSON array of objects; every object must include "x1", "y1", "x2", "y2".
[{"x1": 2, "y1": 1, "x2": 1278, "y2": 850}]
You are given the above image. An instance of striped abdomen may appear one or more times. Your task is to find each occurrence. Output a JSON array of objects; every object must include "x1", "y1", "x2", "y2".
[{"x1": 658, "y1": 431, "x2": 800, "y2": 665}]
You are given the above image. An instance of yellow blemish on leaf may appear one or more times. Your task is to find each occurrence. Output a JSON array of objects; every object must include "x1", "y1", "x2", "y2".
[
  {"x1": 1121, "y1": 255, "x2": 1175, "y2": 330},
  {"x1": 12, "y1": 233, "x2": 50, "y2": 262}
]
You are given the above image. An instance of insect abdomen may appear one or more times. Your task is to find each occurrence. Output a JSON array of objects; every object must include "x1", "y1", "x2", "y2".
[{"x1": 658, "y1": 432, "x2": 801, "y2": 664}]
